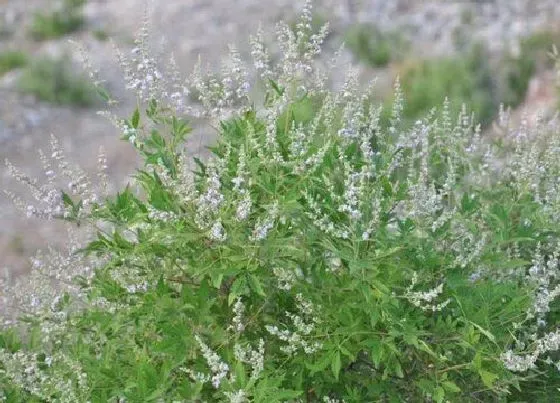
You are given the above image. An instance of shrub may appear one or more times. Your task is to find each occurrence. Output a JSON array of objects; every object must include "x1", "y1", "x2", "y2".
[
  {"x1": 394, "y1": 31, "x2": 560, "y2": 127},
  {"x1": 344, "y1": 23, "x2": 407, "y2": 68},
  {"x1": 29, "y1": 0, "x2": 87, "y2": 41},
  {"x1": 2, "y1": 2, "x2": 560, "y2": 402},
  {"x1": 500, "y1": 29, "x2": 560, "y2": 108},
  {"x1": 0, "y1": 50, "x2": 28, "y2": 76},
  {"x1": 397, "y1": 44, "x2": 496, "y2": 125},
  {"x1": 17, "y1": 55, "x2": 97, "y2": 107},
  {"x1": 92, "y1": 28, "x2": 109, "y2": 42}
]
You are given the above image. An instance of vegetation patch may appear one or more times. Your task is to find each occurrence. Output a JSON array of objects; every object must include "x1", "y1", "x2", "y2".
[
  {"x1": 397, "y1": 44, "x2": 496, "y2": 125},
  {"x1": 29, "y1": 0, "x2": 87, "y2": 41},
  {"x1": 499, "y1": 29, "x2": 560, "y2": 108},
  {"x1": 2, "y1": 4, "x2": 560, "y2": 402},
  {"x1": 344, "y1": 23, "x2": 408, "y2": 68},
  {"x1": 92, "y1": 28, "x2": 109, "y2": 42},
  {"x1": 0, "y1": 50, "x2": 28, "y2": 76},
  {"x1": 17, "y1": 55, "x2": 97, "y2": 106}
]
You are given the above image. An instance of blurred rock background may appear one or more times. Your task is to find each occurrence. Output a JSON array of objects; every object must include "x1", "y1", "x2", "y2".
[{"x1": 1, "y1": 0, "x2": 559, "y2": 279}]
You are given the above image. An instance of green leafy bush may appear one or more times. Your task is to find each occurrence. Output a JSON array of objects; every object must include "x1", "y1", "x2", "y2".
[
  {"x1": 389, "y1": 32, "x2": 560, "y2": 127},
  {"x1": 0, "y1": 50, "x2": 28, "y2": 76},
  {"x1": 398, "y1": 44, "x2": 496, "y2": 125},
  {"x1": 29, "y1": 0, "x2": 87, "y2": 40},
  {"x1": 344, "y1": 23, "x2": 407, "y2": 68},
  {"x1": 2, "y1": 3, "x2": 560, "y2": 402},
  {"x1": 500, "y1": 29, "x2": 560, "y2": 108},
  {"x1": 17, "y1": 55, "x2": 97, "y2": 106}
]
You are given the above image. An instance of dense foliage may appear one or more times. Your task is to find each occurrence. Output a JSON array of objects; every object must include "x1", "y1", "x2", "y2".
[{"x1": 2, "y1": 2, "x2": 560, "y2": 402}]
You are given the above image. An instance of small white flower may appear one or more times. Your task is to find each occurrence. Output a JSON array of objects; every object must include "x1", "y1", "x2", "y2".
[{"x1": 209, "y1": 220, "x2": 227, "y2": 242}]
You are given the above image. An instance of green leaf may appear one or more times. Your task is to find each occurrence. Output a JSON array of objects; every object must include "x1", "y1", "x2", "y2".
[
  {"x1": 418, "y1": 340, "x2": 439, "y2": 360},
  {"x1": 146, "y1": 99, "x2": 158, "y2": 119},
  {"x1": 403, "y1": 332, "x2": 419, "y2": 348},
  {"x1": 211, "y1": 273, "x2": 223, "y2": 289},
  {"x1": 96, "y1": 86, "x2": 112, "y2": 102},
  {"x1": 433, "y1": 386, "x2": 445, "y2": 403},
  {"x1": 145, "y1": 389, "x2": 163, "y2": 401},
  {"x1": 61, "y1": 191, "x2": 74, "y2": 208},
  {"x1": 472, "y1": 352, "x2": 483, "y2": 370},
  {"x1": 374, "y1": 247, "x2": 404, "y2": 260},
  {"x1": 247, "y1": 274, "x2": 266, "y2": 297},
  {"x1": 233, "y1": 361, "x2": 247, "y2": 387},
  {"x1": 131, "y1": 107, "x2": 140, "y2": 129},
  {"x1": 266, "y1": 389, "x2": 302, "y2": 400},
  {"x1": 416, "y1": 379, "x2": 435, "y2": 395},
  {"x1": 370, "y1": 341, "x2": 383, "y2": 367},
  {"x1": 393, "y1": 360, "x2": 404, "y2": 378},
  {"x1": 331, "y1": 351, "x2": 341, "y2": 380},
  {"x1": 479, "y1": 369, "x2": 498, "y2": 388},
  {"x1": 155, "y1": 275, "x2": 166, "y2": 296},
  {"x1": 193, "y1": 157, "x2": 206, "y2": 176},
  {"x1": 339, "y1": 345, "x2": 354, "y2": 360},
  {"x1": 442, "y1": 380, "x2": 461, "y2": 393},
  {"x1": 171, "y1": 116, "x2": 192, "y2": 143},
  {"x1": 112, "y1": 231, "x2": 133, "y2": 250},
  {"x1": 149, "y1": 129, "x2": 166, "y2": 148},
  {"x1": 460, "y1": 192, "x2": 479, "y2": 213},
  {"x1": 381, "y1": 175, "x2": 393, "y2": 196},
  {"x1": 306, "y1": 353, "x2": 331, "y2": 374},
  {"x1": 269, "y1": 79, "x2": 285, "y2": 96},
  {"x1": 467, "y1": 320, "x2": 496, "y2": 344},
  {"x1": 228, "y1": 276, "x2": 249, "y2": 305}
]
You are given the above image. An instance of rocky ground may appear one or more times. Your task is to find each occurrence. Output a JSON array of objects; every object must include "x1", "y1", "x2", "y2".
[{"x1": 1, "y1": 0, "x2": 559, "y2": 283}]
